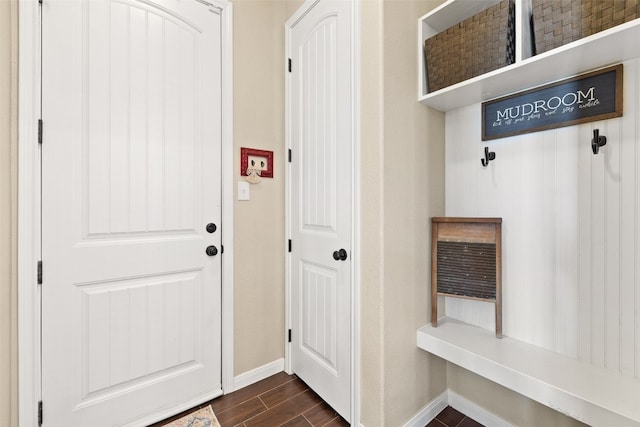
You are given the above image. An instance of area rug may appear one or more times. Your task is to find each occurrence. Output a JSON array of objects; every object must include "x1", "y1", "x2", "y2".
[{"x1": 161, "y1": 405, "x2": 221, "y2": 427}]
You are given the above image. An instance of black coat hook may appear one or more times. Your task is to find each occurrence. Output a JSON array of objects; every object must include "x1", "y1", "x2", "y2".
[
  {"x1": 592, "y1": 128, "x2": 607, "y2": 154},
  {"x1": 481, "y1": 146, "x2": 496, "y2": 167}
]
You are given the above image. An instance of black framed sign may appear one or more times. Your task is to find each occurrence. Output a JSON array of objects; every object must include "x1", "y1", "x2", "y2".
[{"x1": 482, "y1": 65, "x2": 623, "y2": 141}]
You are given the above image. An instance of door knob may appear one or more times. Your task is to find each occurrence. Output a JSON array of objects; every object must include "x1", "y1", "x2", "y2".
[
  {"x1": 206, "y1": 223, "x2": 217, "y2": 233},
  {"x1": 332, "y1": 248, "x2": 348, "y2": 261},
  {"x1": 206, "y1": 245, "x2": 218, "y2": 256}
]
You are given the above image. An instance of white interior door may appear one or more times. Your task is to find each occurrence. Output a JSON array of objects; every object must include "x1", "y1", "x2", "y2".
[
  {"x1": 41, "y1": 0, "x2": 223, "y2": 425},
  {"x1": 288, "y1": 0, "x2": 353, "y2": 421}
]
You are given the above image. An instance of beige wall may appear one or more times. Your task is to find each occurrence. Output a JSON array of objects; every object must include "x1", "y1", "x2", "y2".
[
  {"x1": 233, "y1": 0, "x2": 288, "y2": 375},
  {"x1": 381, "y1": 1, "x2": 448, "y2": 424},
  {"x1": 360, "y1": 0, "x2": 448, "y2": 425},
  {"x1": 359, "y1": 0, "x2": 386, "y2": 422},
  {"x1": 284, "y1": 0, "x2": 305, "y2": 20},
  {"x1": 0, "y1": 1, "x2": 19, "y2": 427},
  {"x1": 231, "y1": 0, "x2": 304, "y2": 376}
]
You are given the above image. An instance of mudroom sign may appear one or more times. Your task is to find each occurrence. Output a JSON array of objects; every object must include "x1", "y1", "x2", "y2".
[{"x1": 482, "y1": 64, "x2": 623, "y2": 141}]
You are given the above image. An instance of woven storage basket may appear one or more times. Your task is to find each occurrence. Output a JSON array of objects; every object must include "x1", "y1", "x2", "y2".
[
  {"x1": 532, "y1": 0, "x2": 640, "y2": 55},
  {"x1": 423, "y1": 0, "x2": 515, "y2": 93}
]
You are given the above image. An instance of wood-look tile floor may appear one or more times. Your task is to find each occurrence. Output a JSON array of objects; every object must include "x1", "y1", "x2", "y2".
[
  {"x1": 151, "y1": 372, "x2": 483, "y2": 427},
  {"x1": 151, "y1": 372, "x2": 349, "y2": 427},
  {"x1": 426, "y1": 406, "x2": 484, "y2": 427}
]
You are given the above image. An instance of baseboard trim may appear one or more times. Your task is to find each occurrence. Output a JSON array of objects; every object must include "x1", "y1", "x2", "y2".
[
  {"x1": 402, "y1": 389, "x2": 513, "y2": 427},
  {"x1": 448, "y1": 390, "x2": 513, "y2": 427},
  {"x1": 233, "y1": 358, "x2": 285, "y2": 392},
  {"x1": 402, "y1": 390, "x2": 448, "y2": 427}
]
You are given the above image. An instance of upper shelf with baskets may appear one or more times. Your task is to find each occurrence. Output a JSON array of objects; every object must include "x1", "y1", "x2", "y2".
[{"x1": 418, "y1": 0, "x2": 640, "y2": 112}]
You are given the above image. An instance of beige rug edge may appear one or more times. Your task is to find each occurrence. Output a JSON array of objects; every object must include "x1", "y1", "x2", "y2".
[{"x1": 161, "y1": 405, "x2": 221, "y2": 427}]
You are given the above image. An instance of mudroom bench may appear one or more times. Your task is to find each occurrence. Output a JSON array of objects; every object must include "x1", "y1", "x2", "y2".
[{"x1": 417, "y1": 318, "x2": 640, "y2": 427}]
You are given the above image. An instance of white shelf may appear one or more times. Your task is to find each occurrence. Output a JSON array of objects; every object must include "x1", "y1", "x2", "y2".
[
  {"x1": 417, "y1": 318, "x2": 640, "y2": 427},
  {"x1": 418, "y1": 3, "x2": 640, "y2": 112},
  {"x1": 420, "y1": 0, "x2": 503, "y2": 35}
]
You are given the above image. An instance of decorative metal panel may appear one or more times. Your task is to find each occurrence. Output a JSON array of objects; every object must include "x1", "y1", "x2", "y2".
[
  {"x1": 437, "y1": 241, "x2": 497, "y2": 300},
  {"x1": 431, "y1": 217, "x2": 502, "y2": 337}
]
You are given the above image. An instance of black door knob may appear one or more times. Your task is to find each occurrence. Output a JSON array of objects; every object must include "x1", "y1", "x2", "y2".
[
  {"x1": 206, "y1": 245, "x2": 218, "y2": 256},
  {"x1": 206, "y1": 223, "x2": 217, "y2": 233},
  {"x1": 332, "y1": 248, "x2": 348, "y2": 261}
]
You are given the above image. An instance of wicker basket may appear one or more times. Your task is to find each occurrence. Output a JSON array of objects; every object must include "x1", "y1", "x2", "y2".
[
  {"x1": 423, "y1": 0, "x2": 515, "y2": 93},
  {"x1": 532, "y1": 0, "x2": 640, "y2": 55}
]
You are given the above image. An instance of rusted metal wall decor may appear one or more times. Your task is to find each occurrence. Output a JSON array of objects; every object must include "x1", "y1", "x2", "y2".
[{"x1": 431, "y1": 217, "x2": 503, "y2": 338}]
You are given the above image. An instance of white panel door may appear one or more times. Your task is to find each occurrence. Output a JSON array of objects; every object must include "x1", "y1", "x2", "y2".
[
  {"x1": 41, "y1": 0, "x2": 223, "y2": 425},
  {"x1": 289, "y1": 0, "x2": 352, "y2": 421}
]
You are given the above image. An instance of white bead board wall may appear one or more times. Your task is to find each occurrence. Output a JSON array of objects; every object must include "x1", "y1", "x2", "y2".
[{"x1": 444, "y1": 57, "x2": 640, "y2": 379}]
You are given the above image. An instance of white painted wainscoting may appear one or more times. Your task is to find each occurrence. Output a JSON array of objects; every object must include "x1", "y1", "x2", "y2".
[{"x1": 444, "y1": 57, "x2": 640, "y2": 379}]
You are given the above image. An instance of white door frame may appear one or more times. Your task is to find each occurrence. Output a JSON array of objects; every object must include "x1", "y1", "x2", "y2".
[
  {"x1": 18, "y1": 1, "x2": 235, "y2": 425},
  {"x1": 284, "y1": 0, "x2": 361, "y2": 425}
]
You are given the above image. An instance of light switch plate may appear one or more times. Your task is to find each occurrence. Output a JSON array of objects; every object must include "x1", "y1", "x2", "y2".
[{"x1": 238, "y1": 181, "x2": 250, "y2": 201}]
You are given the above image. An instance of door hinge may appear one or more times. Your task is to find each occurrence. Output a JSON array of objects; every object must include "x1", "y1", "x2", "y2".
[
  {"x1": 37, "y1": 261, "x2": 42, "y2": 285},
  {"x1": 288, "y1": 329, "x2": 292, "y2": 343},
  {"x1": 288, "y1": 239, "x2": 292, "y2": 253},
  {"x1": 288, "y1": 149, "x2": 292, "y2": 163},
  {"x1": 38, "y1": 400, "x2": 43, "y2": 426},
  {"x1": 288, "y1": 58, "x2": 292, "y2": 73},
  {"x1": 38, "y1": 119, "x2": 43, "y2": 144}
]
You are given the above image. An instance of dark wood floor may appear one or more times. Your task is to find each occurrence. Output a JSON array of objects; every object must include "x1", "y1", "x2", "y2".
[
  {"x1": 152, "y1": 371, "x2": 348, "y2": 427},
  {"x1": 427, "y1": 406, "x2": 484, "y2": 427},
  {"x1": 152, "y1": 372, "x2": 483, "y2": 427}
]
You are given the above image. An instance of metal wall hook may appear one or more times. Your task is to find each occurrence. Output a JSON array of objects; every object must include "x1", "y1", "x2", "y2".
[
  {"x1": 591, "y1": 128, "x2": 607, "y2": 154},
  {"x1": 481, "y1": 146, "x2": 496, "y2": 167}
]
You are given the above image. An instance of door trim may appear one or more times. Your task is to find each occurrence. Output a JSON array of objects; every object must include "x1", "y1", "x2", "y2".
[
  {"x1": 284, "y1": 0, "x2": 361, "y2": 425},
  {"x1": 18, "y1": 2, "x2": 41, "y2": 425},
  {"x1": 219, "y1": 0, "x2": 236, "y2": 397},
  {"x1": 18, "y1": 1, "x2": 235, "y2": 425}
]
